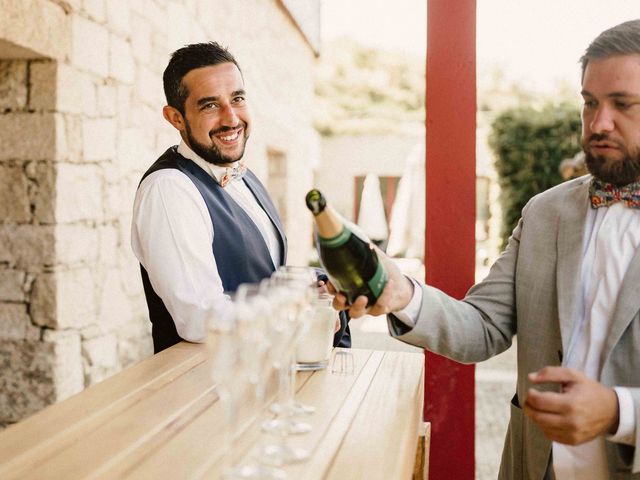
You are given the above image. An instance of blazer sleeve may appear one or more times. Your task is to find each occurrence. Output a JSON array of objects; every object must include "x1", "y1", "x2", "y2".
[{"x1": 386, "y1": 215, "x2": 524, "y2": 364}]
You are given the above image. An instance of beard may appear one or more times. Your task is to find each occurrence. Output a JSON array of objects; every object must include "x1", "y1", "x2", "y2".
[
  {"x1": 185, "y1": 121, "x2": 248, "y2": 166},
  {"x1": 583, "y1": 134, "x2": 640, "y2": 186}
]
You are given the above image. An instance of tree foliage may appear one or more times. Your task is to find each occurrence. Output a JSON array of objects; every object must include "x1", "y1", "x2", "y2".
[
  {"x1": 315, "y1": 39, "x2": 425, "y2": 136},
  {"x1": 488, "y1": 103, "x2": 582, "y2": 248}
]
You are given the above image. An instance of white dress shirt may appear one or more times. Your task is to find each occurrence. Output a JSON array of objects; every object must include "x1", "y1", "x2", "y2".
[
  {"x1": 553, "y1": 202, "x2": 639, "y2": 480},
  {"x1": 131, "y1": 141, "x2": 281, "y2": 343},
  {"x1": 397, "y1": 202, "x2": 640, "y2": 479}
]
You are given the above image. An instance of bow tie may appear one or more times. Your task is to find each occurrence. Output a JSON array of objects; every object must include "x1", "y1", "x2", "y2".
[
  {"x1": 219, "y1": 163, "x2": 247, "y2": 188},
  {"x1": 589, "y1": 178, "x2": 640, "y2": 209}
]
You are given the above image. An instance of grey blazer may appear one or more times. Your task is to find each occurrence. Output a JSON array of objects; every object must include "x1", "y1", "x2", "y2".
[{"x1": 389, "y1": 175, "x2": 640, "y2": 479}]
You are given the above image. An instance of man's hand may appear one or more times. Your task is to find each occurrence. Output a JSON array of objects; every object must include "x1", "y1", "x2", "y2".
[
  {"x1": 523, "y1": 366, "x2": 619, "y2": 445},
  {"x1": 330, "y1": 248, "x2": 414, "y2": 318}
]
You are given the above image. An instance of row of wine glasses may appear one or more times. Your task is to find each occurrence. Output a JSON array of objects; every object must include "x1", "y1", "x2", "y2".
[{"x1": 207, "y1": 266, "x2": 324, "y2": 479}]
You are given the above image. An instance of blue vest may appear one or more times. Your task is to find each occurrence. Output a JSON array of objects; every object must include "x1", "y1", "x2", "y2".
[{"x1": 139, "y1": 147, "x2": 287, "y2": 352}]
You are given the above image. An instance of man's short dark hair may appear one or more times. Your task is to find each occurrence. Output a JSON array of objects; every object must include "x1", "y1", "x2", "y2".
[
  {"x1": 581, "y1": 19, "x2": 640, "y2": 79},
  {"x1": 163, "y1": 42, "x2": 241, "y2": 114}
]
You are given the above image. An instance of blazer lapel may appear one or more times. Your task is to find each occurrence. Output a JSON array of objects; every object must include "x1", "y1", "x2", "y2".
[
  {"x1": 556, "y1": 177, "x2": 591, "y2": 355},
  {"x1": 602, "y1": 244, "x2": 640, "y2": 368}
]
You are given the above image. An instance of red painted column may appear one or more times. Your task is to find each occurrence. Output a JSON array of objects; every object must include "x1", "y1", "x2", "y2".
[{"x1": 425, "y1": 1, "x2": 476, "y2": 479}]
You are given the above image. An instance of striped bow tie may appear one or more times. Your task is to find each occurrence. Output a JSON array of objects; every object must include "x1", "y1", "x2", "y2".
[
  {"x1": 219, "y1": 163, "x2": 247, "y2": 188},
  {"x1": 589, "y1": 178, "x2": 640, "y2": 209}
]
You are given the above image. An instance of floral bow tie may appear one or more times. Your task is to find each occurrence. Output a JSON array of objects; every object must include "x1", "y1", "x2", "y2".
[
  {"x1": 219, "y1": 163, "x2": 247, "y2": 188},
  {"x1": 589, "y1": 178, "x2": 640, "y2": 209}
]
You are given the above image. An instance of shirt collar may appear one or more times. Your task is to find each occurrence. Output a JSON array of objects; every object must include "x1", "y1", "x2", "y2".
[{"x1": 177, "y1": 140, "x2": 242, "y2": 186}]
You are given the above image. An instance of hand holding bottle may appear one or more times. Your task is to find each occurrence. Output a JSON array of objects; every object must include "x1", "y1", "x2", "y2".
[{"x1": 329, "y1": 246, "x2": 415, "y2": 318}]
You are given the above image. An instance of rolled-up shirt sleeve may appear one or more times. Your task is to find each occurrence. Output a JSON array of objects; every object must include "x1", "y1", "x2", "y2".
[{"x1": 131, "y1": 170, "x2": 232, "y2": 343}]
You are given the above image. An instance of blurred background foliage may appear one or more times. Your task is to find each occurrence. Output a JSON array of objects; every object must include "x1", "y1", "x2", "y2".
[
  {"x1": 314, "y1": 38, "x2": 425, "y2": 136},
  {"x1": 488, "y1": 103, "x2": 582, "y2": 248}
]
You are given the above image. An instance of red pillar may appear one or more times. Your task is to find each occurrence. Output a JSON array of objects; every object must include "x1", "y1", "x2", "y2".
[{"x1": 425, "y1": 1, "x2": 476, "y2": 479}]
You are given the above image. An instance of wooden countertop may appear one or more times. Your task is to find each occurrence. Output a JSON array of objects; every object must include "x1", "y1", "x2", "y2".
[{"x1": 0, "y1": 343, "x2": 425, "y2": 479}]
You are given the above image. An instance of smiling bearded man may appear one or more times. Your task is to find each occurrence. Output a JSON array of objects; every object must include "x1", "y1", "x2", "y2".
[{"x1": 131, "y1": 41, "x2": 352, "y2": 353}]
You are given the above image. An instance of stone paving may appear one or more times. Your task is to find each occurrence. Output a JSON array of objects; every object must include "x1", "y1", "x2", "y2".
[{"x1": 350, "y1": 315, "x2": 517, "y2": 480}]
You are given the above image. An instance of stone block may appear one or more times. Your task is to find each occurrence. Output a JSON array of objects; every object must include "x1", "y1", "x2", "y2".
[
  {"x1": 27, "y1": 161, "x2": 56, "y2": 224},
  {"x1": 97, "y1": 224, "x2": 118, "y2": 267},
  {"x1": 42, "y1": 329, "x2": 84, "y2": 397},
  {"x1": 28, "y1": 61, "x2": 57, "y2": 111},
  {"x1": 54, "y1": 114, "x2": 83, "y2": 162},
  {"x1": 32, "y1": 268, "x2": 96, "y2": 329},
  {"x1": 30, "y1": 273, "x2": 56, "y2": 327},
  {"x1": 82, "y1": 332, "x2": 118, "y2": 366},
  {"x1": 0, "y1": 339, "x2": 56, "y2": 422},
  {"x1": 0, "y1": 225, "x2": 55, "y2": 269},
  {"x1": 35, "y1": 64, "x2": 97, "y2": 115},
  {"x1": 109, "y1": 34, "x2": 134, "y2": 84},
  {"x1": 135, "y1": 64, "x2": 162, "y2": 107},
  {"x1": 120, "y1": 249, "x2": 143, "y2": 297},
  {"x1": 116, "y1": 315, "x2": 152, "y2": 368},
  {"x1": 0, "y1": 61, "x2": 28, "y2": 110},
  {"x1": 97, "y1": 83, "x2": 116, "y2": 116},
  {"x1": 82, "y1": 117, "x2": 116, "y2": 161},
  {"x1": 97, "y1": 267, "x2": 131, "y2": 326},
  {"x1": 82, "y1": 0, "x2": 106, "y2": 23},
  {"x1": 0, "y1": 112, "x2": 56, "y2": 161},
  {"x1": 71, "y1": 15, "x2": 109, "y2": 77},
  {"x1": 116, "y1": 85, "x2": 132, "y2": 127},
  {"x1": 0, "y1": 303, "x2": 39, "y2": 341},
  {"x1": 0, "y1": 164, "x2": 30, "y2": 223},
  {"x1": 54, "y1": 163, "x2": 103, "y2": 223},
  {"x1": 55, "y1": 224, "x2": 99, "y2": 265},
  {"x1": 130, "y1": 13, "x2": 152, "y2": 64},
  {"x1": 105, "y1": 177, "x2": 135, "y2": 221},
  {"x1": 105, "y1": 0, "x2": 131, "y2": 37},
  {"x1": 0, "y1": 329, "x2": 81, "y2": 423},
  {"x1": 0, "y1": 270, "x2": 26, "y2": 302},
  {"x1": 0, "y1": 0, "x2": 71, "y2": 63}
]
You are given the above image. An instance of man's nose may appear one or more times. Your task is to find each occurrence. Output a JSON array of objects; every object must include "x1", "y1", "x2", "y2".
[
  {"x1": 590, "y1": 106, "x2": 614, "y2": 134},
  {"x1": 219, "y1": 104, "x2": 239, "y2": 127}
]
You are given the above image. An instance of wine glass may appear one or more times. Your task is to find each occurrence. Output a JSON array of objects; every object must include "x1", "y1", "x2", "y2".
[
  {"x1": 221, "y1": 284, "x2": 287, "y2": 480},
  {"x1": 206, "y1": 310, "x2": 241, "y2": 478},
  {"x1": 274, "y1": 266, "x2": 319, "y2": 415},
  {"x1": 258, "y1": 279, "x2": 311, "y2": 465}
]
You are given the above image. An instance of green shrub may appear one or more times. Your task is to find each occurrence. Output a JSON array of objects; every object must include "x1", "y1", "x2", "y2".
[{"x1": 488, "y1": 103, "x2": 582, "y2": 248}]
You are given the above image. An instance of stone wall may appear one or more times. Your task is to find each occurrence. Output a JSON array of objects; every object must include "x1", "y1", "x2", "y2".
[{"x1": 0, "y1": 0, "x2": 318, "y2": 427}]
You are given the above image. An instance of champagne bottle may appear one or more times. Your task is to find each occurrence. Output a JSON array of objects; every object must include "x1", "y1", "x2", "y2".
[{"x1": 305, "y1": 189, "x2": 388, "y2": 306}]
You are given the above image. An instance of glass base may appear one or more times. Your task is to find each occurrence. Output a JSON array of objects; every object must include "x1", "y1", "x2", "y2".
[
  {"x1": 224, "y1": 463, "x2": 287, "y2": 480},
  {"x1": 295, "y1": 359, "x2": 328, "y2": 371},
  {"x1": 260, "y1": 443, "x2": 310, "y2": 466},
  {"x1": 270, "y1": 401, "x2": 315, "y2": 416},
  {"x1": 262, "y1": 417, "x2": 312, "y2": 435}
]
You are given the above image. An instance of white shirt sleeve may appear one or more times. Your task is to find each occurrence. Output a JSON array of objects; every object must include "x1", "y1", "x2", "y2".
[
  {"x1": 392, "y1": 276, "x2": 422, "y2": 327},
  {"x1": 131, "y1": 169, "x2": 233, "y2": 343},
  {"x1": 608, "y1": 387, "x2": 636, "y2": 446}
]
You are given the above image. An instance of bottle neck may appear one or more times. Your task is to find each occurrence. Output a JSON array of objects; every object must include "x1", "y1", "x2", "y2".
[{"x1": 314, "y1": 206, "x2": 345, "y2": 240}]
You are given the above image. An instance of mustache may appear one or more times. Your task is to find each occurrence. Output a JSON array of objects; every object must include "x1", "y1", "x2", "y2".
[{"x1": 210, "y1": 124, "x2": 245, "y2": 136}]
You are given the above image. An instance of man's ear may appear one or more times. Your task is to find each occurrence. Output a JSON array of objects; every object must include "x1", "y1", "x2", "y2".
[{"x1": 163, "y1": 105, "x2": 186, "y2": 131}]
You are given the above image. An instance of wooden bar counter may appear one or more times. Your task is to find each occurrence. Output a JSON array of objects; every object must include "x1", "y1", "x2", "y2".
[{"x1": 0, "y1": 343, "x2": 425, "y2": 479}]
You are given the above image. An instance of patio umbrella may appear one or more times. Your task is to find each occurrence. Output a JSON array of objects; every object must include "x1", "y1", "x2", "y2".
[{"x1": 357, "y1": 173, "x2": 388, "y2": 246}]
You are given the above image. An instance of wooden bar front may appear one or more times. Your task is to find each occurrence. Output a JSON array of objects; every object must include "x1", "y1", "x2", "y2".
[{"x1": 0, "y1": 344, "x2": 425, "y2": 479}]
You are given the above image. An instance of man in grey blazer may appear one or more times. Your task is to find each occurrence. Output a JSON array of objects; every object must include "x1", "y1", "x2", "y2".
[{"x1": 335, "y1": 20, "x2": 640, "y2": 479}]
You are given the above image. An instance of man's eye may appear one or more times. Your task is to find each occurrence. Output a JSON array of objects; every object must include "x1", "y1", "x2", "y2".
[
  {"x1": 583, "y1": 100, "x2": 597, "y2": 109},
  {"x1": 232, "y1": 96, "x2": 246, "y2": 104},
  {"x1": 615, "y1": 101, "x2": 633, "y2": 110},
  {"x1": 202, "y1": 103, "x2": 218, "y2": 110}
]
